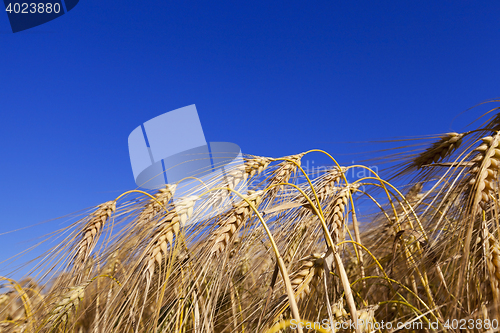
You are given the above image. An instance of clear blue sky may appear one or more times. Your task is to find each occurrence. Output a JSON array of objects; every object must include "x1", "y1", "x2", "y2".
[{"x1": 1, "y1": 1, "x2": 499, "y2": 274}]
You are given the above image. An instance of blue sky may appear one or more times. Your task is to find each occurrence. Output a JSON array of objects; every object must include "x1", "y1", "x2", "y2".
[{"x1": 1, "y1": 1, "x2": 499, "y2": 274}]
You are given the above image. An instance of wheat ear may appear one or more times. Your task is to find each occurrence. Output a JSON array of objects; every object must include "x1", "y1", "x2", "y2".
[
  {"x1": 138, "y1": 184, "x2": 176, "y2": 224},
  {"x1": 289, "y1": 252, "x2": 325, "y2": 301},
  {"x1": 467, "y1": 134, "x2": 500, "y2": 210},
  {"x1": 212, "y1": 157, "x2": 270, "y2": 206},
  {"x1": 487, "y1": 231, "x2": 500, "y2": 314},
  {"x1": 244, "y1": 156, "x2": 272, "y2": 178},
  {"x1": 455, "y1": 133, "x2": 500, "y2": 317},
  {"x1": 46, "y1": 280, "x2": 90, "y2": 326},
  {"x1": 405, "y1": 182, "x2": 424, "y2": 205},
  {"x1": 413, "y1": 132, "x2": 464, "y2": 168},
  {"x1": 72, "y1": 201, "x2": 116, "y2": 270},
  {"x1": 356, "y1": 305, "x2": 379, "y2": 333},
  {"x1": 210, "y1": 190, "x2": 263, "y2": 256},
  {"x1": 324, "y1": 189, "x2": 349, "y2": 243},
  {"x1": 314, "y1": 167, "x2": 346, "y2": 201},
  {"x1": 267, "y1": 154, "x2": 303, "y2": 196},
  {"x1": 224, "y1": 156, "x2": 271, "y2": 190},
  {"x1": 144, "y1": 196, "x2": 197, "y2": 280}
]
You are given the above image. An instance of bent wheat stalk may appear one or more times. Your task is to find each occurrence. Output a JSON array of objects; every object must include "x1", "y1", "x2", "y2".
[{"x1": 200, "y1": 186, "x2": 304, "y2": 333}]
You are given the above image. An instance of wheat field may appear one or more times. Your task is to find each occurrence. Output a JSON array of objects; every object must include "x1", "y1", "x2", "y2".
[{"x1": 2, "y1": 101, "x2": 500, "y2": 332}]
